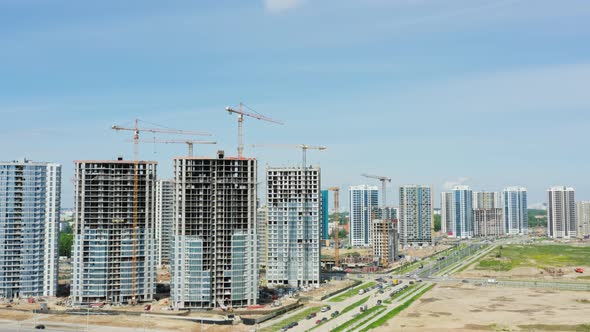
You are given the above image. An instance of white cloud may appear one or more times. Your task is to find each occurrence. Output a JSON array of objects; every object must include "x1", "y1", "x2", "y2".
[
  {"x1": 443, "y1": 177, "x2": 469, "y2": 191},
  {"x1": 264, "y1": 0, "x2": 305, "y2": 14}
]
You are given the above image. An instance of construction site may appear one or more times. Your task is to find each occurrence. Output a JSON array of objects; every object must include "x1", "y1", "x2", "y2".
[{"x1": 71, "y1": 159, "x2": 157, "y2": 305}]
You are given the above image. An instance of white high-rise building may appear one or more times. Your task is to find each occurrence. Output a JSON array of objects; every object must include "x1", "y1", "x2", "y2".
[
  {"x1": 0, "y1": 160, "x2": 61, "y2": 298},
  {"x1": 441, "y1": 192, "x2": 452, "y2": 235},
  {"x1": 349, "y1": 185, "x2": 379, "y2": 247},
  {"x1": 399, "y1": 185, "x2": 433, "y2": 246},
  {"x1": 266, "y1": 167, "x2": 321, "y2": 288},
  {"x1": 155, "y1": 179, "x2": 174, "y2": 266},
  {"x1": 171, "y1": 152, "x2": 258, "y2": 309},
  {"x1": 547, "y1": 186, "x2": 576, "y2": 239},
  {"x1": 450, "y1": 186, "x2": 474, "y2": 238},
  {"x1": 473, "y1": 191, "x2": 499, "y2": 209},
  {"x1": 576, "y1": 201, "x2": 590, "y2": 238},
  {"x1": 502, "y1": 187, "x2": 528, "y2": 235}
]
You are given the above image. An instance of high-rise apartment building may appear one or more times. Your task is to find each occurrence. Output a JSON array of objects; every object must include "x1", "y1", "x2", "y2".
[
  {"x1": 473, "y1": 191, "x2": 499, "y2": 209},
  {"x1": 349, "y1": 185, "x2": 379, "y2": 247},
  {"x1": 321, "y1": 190, "x2": 329, "y2": 245},
  {"x1": 474, "y1": 208, "x2": 504, "y2": 237},
  {"x1": 257, "y1": 205, "x2": 268, "y2": 270},
  {"x1": 71, "y1": 159, "x2": 156, "y2": 304},
  {"x1": 266, "y1": 167, "x2": 321, "y2": 289},
  {"x1": 502, "y1": 187, "x2": 528, "y2": 235},
  {"x1": 576, "y1": 201, "x2": 590, "y2": 238},
  {"x1": 450, "y1": 186, "x2": 474, "y2": 238},
  {"x1": 547, "y1": 186, "x2": 576, "y2": 239},
  {"x1": 399, "y1": 185, "x2": 433, "y2": 246},
  {"x1": 155, "y1": 179, "x2": 174, "y2": 266},
  {"x1": 171, "y1": 152, "x2": 258, "y2": 309},
  {"x1": 441, "y1": 192, "x2": 452, "y2": 235},
  {"x1": 371, "y1": 219, "x2": 398, "y2": 264},
  {"x1": 0, "y1": 160, "x2": 61, "y2": 298}
]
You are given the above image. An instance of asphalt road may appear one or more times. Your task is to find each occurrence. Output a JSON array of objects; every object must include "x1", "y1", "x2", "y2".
[{"x1": 0, "y1": 316, "x2": 167, "y2": 332}]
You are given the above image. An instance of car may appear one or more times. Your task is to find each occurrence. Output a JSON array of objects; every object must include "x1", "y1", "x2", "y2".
[
  {"x1": 331, "y1": 310, "x2": 340, "y2": 317},
  {"x1": 409, "y1": 281, "x2": 414, "y2": 285},
  {"x1": 378, "y1": 290, "x2": 384, "y2": 294},
  {"x1": 321, "y1": 305, "x2": 331, "y2": 312},
  {"x1": 306, "y1": 312, "x2": 317, "y2": 319},
  {"x1": 316, "y1": 319, "x2": 322, "y2": 325},
  {"x1": 280, "y1": 327, "x2": 289, "y2": 332},
  {"x1": 377, "y1": 300, "x2": 382, "y2": 305},
  {"x1": 405, "y1": 274, "x2": 410, "y2": 277},
  {"x1": 35, "y1": 325, "x2": 45, "y2": 330},
  {"x1": 462, "y1": 279, "x2": 469, "y2": 283},
  {"x1": 289, "y1": 322, "x2": 299, "y2": 328},
  {"x1": 321, "y1": 317, "x2": 328, "y2": 322}
]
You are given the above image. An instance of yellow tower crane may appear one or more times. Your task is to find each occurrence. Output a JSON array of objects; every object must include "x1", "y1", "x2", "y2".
[
  {"x1": 328, "y1": 187, "x2": 340, "y2": 268},
  {"x1": 225, "y1": 102, "x2": 283, "y2": 158},
  {"x1": 111, "y1": 119, "x2": 210, "y2": 302},
  {"x1": 362, "y1": 173, "x2": 392, "y2": 267},
  {"x1": 133, "y1": 139, "x2": 217, "y2": 157}
]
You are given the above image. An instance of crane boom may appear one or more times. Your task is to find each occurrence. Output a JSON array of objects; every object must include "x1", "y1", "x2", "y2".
[
  {"x1": 225, "y1": 103, "x2": 283, "y2": 158},
  {"x1": 132, "y1": 139, "x2": 217, "y2": 157},
  {"x1": 251, "y1": 144, "x2": 326, "y2": 168},
  {"x1": 111, "y1": 119, "x2": 210, "y2": 301},
  {"x1": 362, "y1": 173, "x2": 392, "y2": 267}
]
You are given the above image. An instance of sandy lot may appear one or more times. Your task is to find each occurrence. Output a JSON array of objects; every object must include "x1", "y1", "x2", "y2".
[
  {"x1": 456, "y1": 265, "x2": 590, "y2": 282},
  {"x1": 43, "y1": 314, "x2": 251, "y2": 332},
  {"x1": 376, "y1": 284, "x2": 590, "y2": 332}
]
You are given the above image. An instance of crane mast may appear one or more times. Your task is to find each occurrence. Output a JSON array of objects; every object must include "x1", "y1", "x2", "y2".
[
  {"x1": 133, "y1": 139, "x2": 217, "y2": 157},
  {"x1": 112, "y1": 120, "x2": 210, "y2": 301},
  {"x1": 362, "y1": 173, "x2": 392, "y2": 267},
  {"x1": 226, "y1": 103, "x2": 283, "y2": 158},
  {"x1": 328, "y1": 187, "x2": 340, "y2": 267}
]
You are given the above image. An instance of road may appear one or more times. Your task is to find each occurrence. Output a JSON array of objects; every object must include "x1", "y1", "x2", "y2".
[
  {"x1": 0, "y1": 315, "x2": 169, "y2": 332},
  {"x1": 294, "y1": 280, "x2": 408, "y2": 332}
]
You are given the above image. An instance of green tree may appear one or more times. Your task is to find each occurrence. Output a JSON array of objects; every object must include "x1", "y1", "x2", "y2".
[
  {"x1": 59, "y1": 233, "x2": 74, "y2": 257},
  {"x1": 433, "y1": 215, "x2": 441, "y2": 232}
]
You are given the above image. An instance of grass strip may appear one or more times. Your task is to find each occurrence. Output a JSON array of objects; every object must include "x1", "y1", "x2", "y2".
[
  {"x1": 260, "y1": 306, "x2": 320, "y2": 332},
  {"x1": 360, "y1": 284, "x2": 436, "y2": 332},
  {"x1": 383, "y1": 284, "x2": 417, "y2": 304},
  {"x1": 330, "y1": 282, "x2": 377, "y2": 302},
  {"x1": 330, "y1": 306, "x2": 385, "y2": 332},
  {"x1": 341, "y1": 296, "x2": 370, "y2": 315}
]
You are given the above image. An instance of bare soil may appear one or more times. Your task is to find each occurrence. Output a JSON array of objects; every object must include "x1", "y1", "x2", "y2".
[{"x1": 375, "y1": 284, "x2": 590, "y2": 332}]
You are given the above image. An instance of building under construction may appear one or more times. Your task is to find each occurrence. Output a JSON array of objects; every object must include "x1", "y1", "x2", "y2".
[
  {"x1": 156, "y1": 179, "x2": 174, "y2": 266},
  {"x1": 71, "y1": 159, "x2": 157, "y2": 305},
  {"x1": 266, "y1": 167, "x2": 321, "y2": 289},
  {"x1": 257, "y1": 205, "x2": 268, "y2": 271},
  {"x1": 171, "y1": 151, "x2": 258, "y2": 309},
  {"x1": 371, "y1": 218, "x2": 398, "y2": 264}
]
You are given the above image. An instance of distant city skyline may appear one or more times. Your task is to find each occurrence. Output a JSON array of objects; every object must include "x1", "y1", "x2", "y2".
[{"x1": 2, "y1": 1, "x2": 589, "y2": 208}]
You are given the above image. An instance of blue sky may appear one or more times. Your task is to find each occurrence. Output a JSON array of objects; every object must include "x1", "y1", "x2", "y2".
[{"x1": 1, "y1": 0, "x2": 589, "y2": 208}]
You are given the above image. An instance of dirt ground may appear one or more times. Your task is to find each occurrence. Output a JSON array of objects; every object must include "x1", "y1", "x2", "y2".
[
  {"x1": 404, "y1": 244, "x2": 452, "y2": 259},
  {"x1": 456, "y1": 265, "x2": 590, "y2": 282},
  {"x1": 43, "y1": 314, "x2": 251, "y2": 332},
  {"x1": 376, "y1": 284, "x2": 590, "y2": 332},
  {"x1": 304, "y1": 278, "x2": 356, "y2": 300}
]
